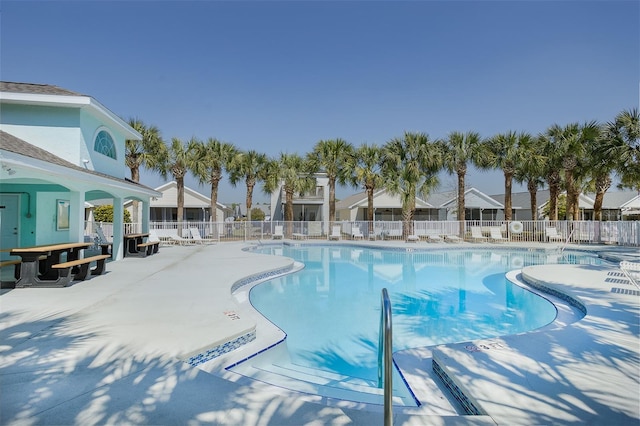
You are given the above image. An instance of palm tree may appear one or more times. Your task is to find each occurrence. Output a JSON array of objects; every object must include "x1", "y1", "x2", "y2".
[
  {"x1": 382, "y1": 132, "x2": 442, "y2": 239},
  {"x1": 350, "y1": 143, "x2": 384, "y2": 233},
  {"x1": 125, "y1": 118, "x2": 167, "y2": 224},
  {"x1": 442, "y1": 131, "x2": 481, "y2": 234},
  {"x1": 228, "y1": 150, "x2": 269, "y2": 222},
  {"x1": 480, "y1": 131, "x2": 522, "y2": 221},
  {"x1": 263, "y1": 153, "x2": 315, "y2": 236},
  {"x1": 191, "y1": 138, "x2": 237, "y2": 227},
  {"x1": 160, "y1": 137, "x2": 199, "y2": 235},
  {"x1": 604, "y1": 108, "x2": 640, "y2": 192},
  {"x1": 514, "y1": 133, "x2": 546, "y2": 221},
  {"x1": 547, "y1": 121, "x2": 600, "y2": 220},
  {"x1": 539, "y1": 133, "x2": 564, "y2": 220},
  {"x1": 307, "y1": 138, "x2": 354, "y2": 223}
]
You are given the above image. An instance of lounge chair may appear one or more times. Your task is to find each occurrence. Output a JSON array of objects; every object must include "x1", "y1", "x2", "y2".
[
  {"x1": 443, "y1": 234, "x2": 463, "y2": 243},
  {"x1": 329, "y1": 226, "x2": 341, "y2": 240},
  {"x1": 489, "y1": 227, "x2": 507, "y2": 243},
  {"x1": 545, "y1": 227, "x2": 564, "y2": 242},
  {"x1": 273, "y1": 225, "x2": 284, "y2": 240},
  {"x1": 188, "y1": 227, "x2": 204, "y2": 244},
  {"x1": 406, "y1": 234, "x2": 419, "y2": 243},
  {"x1": 170, "y1": 232, "x2": 194, "y2": 245},
  {"x1": 352, "y1": 227, "x2": 364, "y2": 240},
  {"x1": 423, "y1": 230, "x2": 444, "y2": 243},
  {"x1": 308, "y1": 222, "x2": 322, "y2": 238},
  {"x1": 292, "y1": 231, "x2": 307, "y2": 240},
  {"x1": 96, "y1": 226, "x2": 110, "y2": 243},
  {"x1": 469, "y1": 227, "x2": 488, "y2": 243},
  {"x1": 620, "y1": 261, "x2": 640, "y2": 287}
]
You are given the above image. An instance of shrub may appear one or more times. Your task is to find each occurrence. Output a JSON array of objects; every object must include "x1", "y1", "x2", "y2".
[{"x1": 93, "y1": 205, "x2": 132, "y2": 223}]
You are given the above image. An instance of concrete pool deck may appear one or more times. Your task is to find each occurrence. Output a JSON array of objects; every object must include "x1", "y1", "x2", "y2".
[{"x1": 0, "y1": 240, "x2": 638, "y2": 425}]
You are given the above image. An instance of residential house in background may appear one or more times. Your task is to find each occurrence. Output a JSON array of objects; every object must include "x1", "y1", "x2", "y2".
[
  {"x1": 127, "y1": 181, "x2": 231, "y2": 222},
  {"x1": 491, "y1": 190, "x2": 640, "y2": 221},
  {"x1": 336, "y1": 187, "x2": 505, "y2": 222},
  {"x1": 0, "y1": 81, "x2": 160, "y2": 260},
  {"x1": 270, "y1": 173, "x2": 330, "y2": 225},
  {"x1": 336, "y1": 189, "x2": 438, "y2": 221}
]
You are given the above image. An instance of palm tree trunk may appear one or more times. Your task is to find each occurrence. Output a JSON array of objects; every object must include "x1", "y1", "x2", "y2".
[
  {"x1": 565, "y1": 170, "x2": 575, "y2": 220},
  {"x1": 329, "y1": 177, "x2": 336, "y2": 223},
  {"x1": 246, "y1": 182, "x2": 255, "y2": 222},
  {"x1": 457, "y1": 172, "x2": 466, "y2": 236},
  {"x1": 571, "y1": 188, "x2": 581, "y2": 221},
  {"x1": 366, "y1": 186, "x2": 374, "y2": 234},
  {"x1": 528, "y1": 180, "x2": 538, "y2": 221},
  {"x1": 547, "y1": 170, "x2": 561, "y2": 220},
  {"x1": 593, "y1": 175, "x2": 611, "y2": 221},
  {"x1": 285, "y1": 189, "x2": 294, "y2": 237},
  {"x1": 402, "y1": 194, "x2": 415, "y2": 239},
  {"x1": 209, "y1": 182, "x2": 219, "y2": 238},
  {"x1": 504, "y1": 172, "x2": 513, "y2": 221},
  {"x1": 177, "y1": 176, "x2": 185, "y2": 237}
]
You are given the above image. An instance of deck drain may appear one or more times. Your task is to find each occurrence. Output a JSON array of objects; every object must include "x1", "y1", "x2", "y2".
[
  {"x1": 611, "y1": 287, "x2": 640, "y2": 296},
  {"x1": 605, "y1": 277, "x2": 632, "y2": 284}
]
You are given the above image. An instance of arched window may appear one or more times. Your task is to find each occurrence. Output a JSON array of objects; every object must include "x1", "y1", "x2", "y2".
[{"x1": 94, "y1": 130, "x2": 117, "y2": 159}]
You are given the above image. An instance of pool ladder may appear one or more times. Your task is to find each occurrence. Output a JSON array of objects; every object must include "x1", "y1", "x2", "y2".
[{"x1": 378, "y1": 288, "x2": 393, "y2": 426}]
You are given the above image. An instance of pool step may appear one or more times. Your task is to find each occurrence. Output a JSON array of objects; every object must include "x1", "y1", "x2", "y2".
[{"x1": 230, "y1": 356, "x2": 417, "y2": 406}]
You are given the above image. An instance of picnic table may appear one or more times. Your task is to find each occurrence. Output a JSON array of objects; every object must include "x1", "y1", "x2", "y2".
[
  {"x1": 123, "y1": 233, "x2": 149, "y2": 257},
  {"x1": 10, "y1": 242, "x2": 95, "y2": 287}
]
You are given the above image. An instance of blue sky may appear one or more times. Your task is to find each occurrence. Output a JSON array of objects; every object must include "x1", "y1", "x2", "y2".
[{"x1": 2, "y1": 1, "x2": 638, "y2": 206}]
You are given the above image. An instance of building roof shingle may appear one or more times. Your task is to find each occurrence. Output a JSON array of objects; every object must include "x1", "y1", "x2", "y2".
[{"x1": 0, "y1": 81, "x2": 84, "y2": 97}]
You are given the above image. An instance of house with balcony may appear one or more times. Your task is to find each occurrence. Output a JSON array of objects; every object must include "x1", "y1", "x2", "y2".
[
  {"x1": 269, "y1": 173, "x2": 330, "y2": 225},
  {"x1": 0, "y1": 81, "x2": 160, "y2": 260}
]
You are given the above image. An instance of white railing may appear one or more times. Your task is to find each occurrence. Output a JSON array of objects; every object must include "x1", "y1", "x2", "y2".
[{"x1": 84, "y1": 220, "x2": 640, "y2": 247}]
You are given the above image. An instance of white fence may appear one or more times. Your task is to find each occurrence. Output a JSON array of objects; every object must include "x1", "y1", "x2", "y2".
[{"x1": 86, "y1": 220, "x2": 640, "y2": 247}]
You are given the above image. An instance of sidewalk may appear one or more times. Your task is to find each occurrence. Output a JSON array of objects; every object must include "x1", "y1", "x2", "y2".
[{"x1": 0, "y1": 242, "x2": 638, "y2": 425}]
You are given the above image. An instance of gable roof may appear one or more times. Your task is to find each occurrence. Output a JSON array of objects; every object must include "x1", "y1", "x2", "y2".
[
  {"x1": 151, "y1": 181, "x2": 228, "y2": 209},
  {"x1": 437, "y1": 187, "x2": 505, "y2": 209},
  {"x1": 490, "y1": 190, "x2": 552, "y2": 210},
  {"x1": 0, "y1": 81, "x2": 141, "y2": 140},
  {"x1": 0, "y1": 81, "x2": 83, "y2": 96},
  {"x1": 585, "y1": 191, "x2": 640, "y2": 209},
  {"x1": 336, "y1": 189, "x2": 434, "y2": 210},
  {"x1": 1, "y1": 130, "x2": 158, "y2": 196}
]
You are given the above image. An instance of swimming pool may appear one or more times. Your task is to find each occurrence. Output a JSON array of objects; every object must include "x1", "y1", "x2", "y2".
[{"x1": 231, "y1": 245, "x2": 602, "y2": 406}]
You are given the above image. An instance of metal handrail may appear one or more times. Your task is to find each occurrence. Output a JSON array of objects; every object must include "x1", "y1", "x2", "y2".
[{"x1": 378, "y1": 288, "x2": 393, "y2": 426}]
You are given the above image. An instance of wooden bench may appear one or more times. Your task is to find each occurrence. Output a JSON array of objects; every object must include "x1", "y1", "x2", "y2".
[
  {"x1": 0, "y1": 259, "x2": 22, "y2": 282},
  {"x1": 1, "y1": 255, "x2": 47, "y2": 281},
  {"x1": 51, "y1": 254, "x2": 111, "y2": 282},
  {"x1": 136, "y1": 241, "x2": 160, "y2": 257},
  {"x1": 0, "y1": 259, "x2": 21, "y2": 268}
]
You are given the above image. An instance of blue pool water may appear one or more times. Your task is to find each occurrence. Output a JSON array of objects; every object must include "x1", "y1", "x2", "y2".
[{"x1": 247, "y1": 246, "x2": 602, "y2": 384}]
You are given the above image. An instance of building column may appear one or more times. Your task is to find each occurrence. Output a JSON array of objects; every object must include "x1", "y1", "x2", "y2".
[{"x1": 112, "y1": 197, "x2": 124, "y2": 260}]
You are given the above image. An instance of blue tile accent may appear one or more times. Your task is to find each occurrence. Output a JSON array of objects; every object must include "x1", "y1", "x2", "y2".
[
  {"x1": 521, "y1": 273, "x2": 587, "y2": 315},
  {"x1": 185, "y1": 263, "x2": 298, "y2": 368},
  {"x1": 392, "y1": 357, "x2": 421, "y2": 407},
  {"x1": 185, "y1": 331, "x2": 257, "y2": 367},
  {"x1": 231, "y1": 264, "x2": 295, "y2": 293}
]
